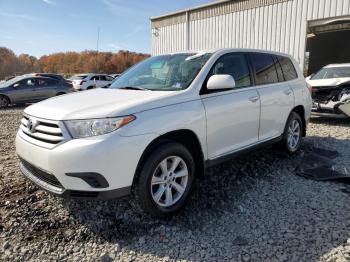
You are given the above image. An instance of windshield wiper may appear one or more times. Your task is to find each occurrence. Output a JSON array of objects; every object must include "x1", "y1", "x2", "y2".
[{"x1": 119, "y1": 86, "x2": 149, "y2": 91}]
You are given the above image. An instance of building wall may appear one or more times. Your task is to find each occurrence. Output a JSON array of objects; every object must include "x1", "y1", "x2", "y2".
[{"x1": 151, "y1": 0, "x2": 350, "y2": 67}]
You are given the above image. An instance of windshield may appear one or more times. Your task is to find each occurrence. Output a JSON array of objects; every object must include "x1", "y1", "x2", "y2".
[
  {"x1": 70, "y1": 75, "x2": 87, "y2": 80},
  {"x1": 110, "y1": 52, "x2": 212, "y2": 91},
  {"x1": 0, "y1": 76, "x2": 23, "y2": 87},
  {"x1": 311, "y1": 67, "x2": 350, "y2": 80}
]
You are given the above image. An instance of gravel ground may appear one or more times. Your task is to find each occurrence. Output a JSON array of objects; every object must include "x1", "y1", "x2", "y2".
[{"x1": 1, "y1": 108, "x2": 350, "y2": 262}]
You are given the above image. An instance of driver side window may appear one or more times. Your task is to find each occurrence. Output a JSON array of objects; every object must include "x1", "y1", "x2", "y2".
[
  {"x1": 14, "y1": 78, "x2": 36, "y2": 88},
  {"x1": 207, "y1": 53, "x2": 251, "y2": 89}
]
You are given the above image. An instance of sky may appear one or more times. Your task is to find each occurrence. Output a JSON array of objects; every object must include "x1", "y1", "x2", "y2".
[{"x1": 0, "y1": 0, "x2": 213, "y2": 58}]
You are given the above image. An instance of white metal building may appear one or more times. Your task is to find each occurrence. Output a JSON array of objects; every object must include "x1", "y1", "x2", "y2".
[{"x1": 150, "y1": 0, "x2": 350, "y2": 74}]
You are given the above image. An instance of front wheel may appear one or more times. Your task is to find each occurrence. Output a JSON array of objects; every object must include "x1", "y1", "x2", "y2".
[
  {"x1": 131, "y1": 142, "x2": 195, "y2": 218},
  {"x1": 281, "y1": 112, "x2": 303, "y2": 154},
  {"x1": 0, "y1": 96, "x2": 9, "y2": 108}
]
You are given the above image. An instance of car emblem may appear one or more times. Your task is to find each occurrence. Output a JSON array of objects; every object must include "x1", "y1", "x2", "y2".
[{"x1": 27, "y1": 118, "x2": 37, "y2": 133}]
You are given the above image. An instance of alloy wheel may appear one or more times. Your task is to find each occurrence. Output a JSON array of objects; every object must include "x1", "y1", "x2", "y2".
[
  {"x1": 150, "y1": 156, "x2": 189, "y2": 207},
  {"x1": 0, "y1": 97, "x2": 8, "y2": 108},
  {"x1": 287, "y1": 119, "x2": 301, "y2": 151}
]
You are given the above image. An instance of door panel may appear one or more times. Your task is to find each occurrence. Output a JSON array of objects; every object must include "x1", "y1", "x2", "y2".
[
  {"x1": 202, "y1": 88, "x2": 260, "y2": 159},
  {"x1": 257, "y1": 83, "x2": 294, "y2": 140},
  {"x1": 34, "y1": 78, "x2": 59, "y2": 100},
  {"x1": 201, "y1": 52, "x2": 260, "y2": 159},
  {"x1": 10, "y1": 78, "x2": 36, "y2": 102},
  {"x1": 249, "y1": 53, "x2": 294, "y2": 140}
]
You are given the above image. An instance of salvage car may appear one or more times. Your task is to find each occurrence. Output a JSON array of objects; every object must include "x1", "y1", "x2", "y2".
[
  {"x1": 306, "y1": 64, "x2": 350, "y2": 117},
  {"x1": 0, "y1": 76, "x2": 74, "y2": 108},
  {"x1": 16, "y1": 49, "x2": 312, "y2": 217}
]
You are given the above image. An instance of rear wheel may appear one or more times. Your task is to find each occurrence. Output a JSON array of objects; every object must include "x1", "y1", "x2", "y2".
[
  {"x1": 0, "y1": 96, "x2": 9, "y2": 108},
  {"x1": 281, "y1": 112, "x2": 303, "y2": 154},
  {"x1": 131, "y1": 142, "x2": 195, "y2": 218}
]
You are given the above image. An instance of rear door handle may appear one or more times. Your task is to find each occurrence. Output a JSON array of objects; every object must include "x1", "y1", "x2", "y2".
[
  {"x1": 284, "y1": 90, "x2": 292, "y2": 95},
  {"x1": 248, "y1": 96, "x2": 259, "y2": 102}
]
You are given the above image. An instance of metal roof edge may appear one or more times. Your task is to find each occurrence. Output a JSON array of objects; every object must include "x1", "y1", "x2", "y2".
[{"x1": 150, "y1": 0, "x2": 233, "y2": 21}]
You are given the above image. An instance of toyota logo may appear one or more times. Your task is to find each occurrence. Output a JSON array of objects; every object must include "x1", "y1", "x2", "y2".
[{"x1": 27, "y1": 118, "x2": 37, "y2": 133}]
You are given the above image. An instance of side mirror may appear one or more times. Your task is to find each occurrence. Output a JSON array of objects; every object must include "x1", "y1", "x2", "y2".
[{"x1": 207, "y1": 75, "x2": 235, "y2": 90}]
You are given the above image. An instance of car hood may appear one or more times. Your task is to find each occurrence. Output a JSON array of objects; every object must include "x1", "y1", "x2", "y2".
[
  {"x1": 24, "y1": 88, "x2": 184, "y2": 120},
  {"x1": 306, "y1": 77, "x2": 350, "y2": 88}
]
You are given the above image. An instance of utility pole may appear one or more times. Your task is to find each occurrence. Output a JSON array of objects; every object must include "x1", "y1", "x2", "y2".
[
  {"x1": 96, "y1": 26, "x2": 100, "y2": 53},
  {"x1": 96, "y1": 26, "x2": 100, "y2": 73}
]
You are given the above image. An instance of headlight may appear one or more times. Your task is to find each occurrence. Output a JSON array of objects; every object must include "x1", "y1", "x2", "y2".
[{"x1": 64, "y1": 115, "x2": 135, "y2": 138}]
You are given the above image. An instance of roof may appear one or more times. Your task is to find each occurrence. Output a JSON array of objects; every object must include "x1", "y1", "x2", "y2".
[
  {"x1": 150, "y1": 0, "x2": 290, "y2": 28},
  {"x1": 150, "y1": 0, "x2": 233, "y2": 20},
  {"x1": 324, "y1": 63, "x2": 350, "y2": 68}
]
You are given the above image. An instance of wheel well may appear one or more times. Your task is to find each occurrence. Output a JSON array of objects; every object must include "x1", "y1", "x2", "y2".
[
  {"x1": 292, "y1": 105, "x2": 306, "y2": 136},
  {"x1": 0, "y1": 94, "x2": 10, "y2": 103},
  {"x1": 134, "y1": 130, "x2": 205, "y2": 184}
]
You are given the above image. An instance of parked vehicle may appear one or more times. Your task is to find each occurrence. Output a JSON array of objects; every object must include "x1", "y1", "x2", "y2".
[
  {"x1": 70, "y1": 74, "x2": 114, "y2": 91},
  {"x1": 110, "y1": 74, "x2": 121, "y2": 79},
  {"x1": 30, "y1": 73, "x2": 68, "y2": 82},
  {"x1": 16, "y1": 49, "x2": 312, "y2": 217},
  {"x1": 0, "y1": 76, "x2": 74, "y2": 108},
  {"x1": 306, "y1": 64, "x2": 350, "y2": 117}
]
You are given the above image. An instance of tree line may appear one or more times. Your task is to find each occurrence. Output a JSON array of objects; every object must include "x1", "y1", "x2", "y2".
[{"x1": 0, "y1": 47, "x2": 150, "y2": 80}]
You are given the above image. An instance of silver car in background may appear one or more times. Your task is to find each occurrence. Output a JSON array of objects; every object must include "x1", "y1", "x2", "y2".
[{"x1": 0, "y1": 75, "x2": 74, "y2": 108}]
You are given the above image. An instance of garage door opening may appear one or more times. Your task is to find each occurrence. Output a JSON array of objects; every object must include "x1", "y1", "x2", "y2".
[{"x1": 306, "y1": 18, "x2": 350, "y2": 76}]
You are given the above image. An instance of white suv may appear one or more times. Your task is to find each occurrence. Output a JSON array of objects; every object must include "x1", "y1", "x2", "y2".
[
  {"x1": 70, "y1": 74, "x2": 114, "y2": 91},
  {"x1": 16, "y1": 49, "x2": 312, "y2": 217}
]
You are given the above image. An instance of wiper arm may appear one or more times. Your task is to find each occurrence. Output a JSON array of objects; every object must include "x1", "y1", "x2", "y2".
[{"x1": 119, "y1": 86, "x2": 149, "y2": 91}]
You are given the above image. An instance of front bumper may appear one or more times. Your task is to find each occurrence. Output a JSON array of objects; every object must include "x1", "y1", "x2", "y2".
[
  {"x1": 19, "y1": 158, "x2": 131, "y2": 199},
  {"x1": 16, "y1": 130, "x2": 155, "y2": 199},
  {"x1": 312, "y1": 101, "x2": 350, "y2": 117}
]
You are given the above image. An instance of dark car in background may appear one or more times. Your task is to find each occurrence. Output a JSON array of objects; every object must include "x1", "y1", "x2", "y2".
[
  {"x1": 30, "y1": 73, "x2": 69, "y2": 82},
  {"x1": 0, "y1": 75, "x2": 74, "y2": 108}
]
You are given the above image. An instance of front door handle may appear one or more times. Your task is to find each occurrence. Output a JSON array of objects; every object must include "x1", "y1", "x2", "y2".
[
  {"x1": 248, "y1": 96, "x2": 259, "y2": 102},
  {"x1": 284, "y1": 89, "x2": 292, "y2": 95}
]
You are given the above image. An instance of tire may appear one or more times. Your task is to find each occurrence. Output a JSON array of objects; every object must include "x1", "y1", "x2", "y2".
[
  {"x1": 131, "y1": 142, "x2": 195, "y2": 218},
  {"x1": 0, "y1": 96, "x2": 9, "y2": 108},
  {"x1": 56, "y1": 92, "x2": 65, "y2": 96},
  {"x1": 86, "y1": 86, "x2": 94, "y2": 90},
  {"x1": 280, "y1": 112, "x2": 303, "y2": 154}
]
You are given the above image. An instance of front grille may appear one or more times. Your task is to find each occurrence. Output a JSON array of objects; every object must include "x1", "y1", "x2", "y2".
[
  {"x1": 20, "y1": 115, "x2": 65, "y2": 146},
  {"x1": 20, "y1": 158, "x2": 63, "y2": 189}
]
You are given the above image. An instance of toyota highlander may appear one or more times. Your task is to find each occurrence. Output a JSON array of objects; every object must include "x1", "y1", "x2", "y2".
[{"x1": 16, "y1": 49, "x2": 312, "y2": 217}]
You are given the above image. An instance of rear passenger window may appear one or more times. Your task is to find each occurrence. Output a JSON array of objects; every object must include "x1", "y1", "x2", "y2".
[
  {"x1": 277, "y1": 56, "x2": 298, "y2": 81},
  {"x1": 37, "y1": 78, "x2": 57, "y2": 87},
  {"x1": 250, "y1": 53, "x2": 278, "y2": 85},
  {"x1": 208, "y1": 53, "x2": 251, "y2": 88}
]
